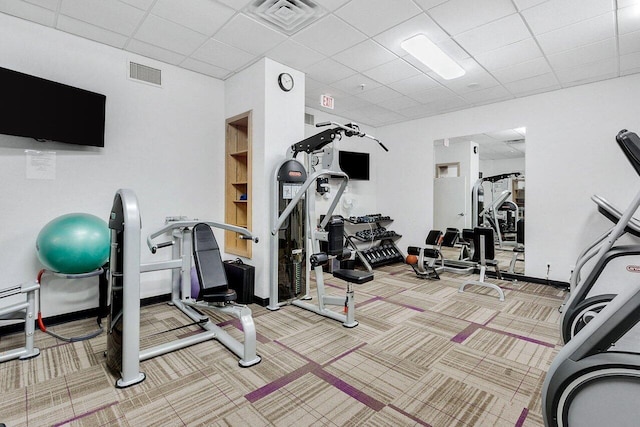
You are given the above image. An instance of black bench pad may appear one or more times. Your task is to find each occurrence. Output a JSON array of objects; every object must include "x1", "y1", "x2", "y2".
[{"x1": 332, "y1": 269, "x2": 374, "y2": 284}]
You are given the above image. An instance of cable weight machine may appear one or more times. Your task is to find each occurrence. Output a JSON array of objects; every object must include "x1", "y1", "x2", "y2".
[{"x1": 268, "y1": 122, "x2": 387, "y2": 326}]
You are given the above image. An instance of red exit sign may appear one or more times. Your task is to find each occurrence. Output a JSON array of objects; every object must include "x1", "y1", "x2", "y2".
[{"x1": 320, "y1": 94, "x2": 334, "y2": 109}]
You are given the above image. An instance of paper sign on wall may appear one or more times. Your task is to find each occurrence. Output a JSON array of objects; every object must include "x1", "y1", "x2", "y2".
[{"x1": 26, "y1": 149, "x2": 56, "y2": 180}]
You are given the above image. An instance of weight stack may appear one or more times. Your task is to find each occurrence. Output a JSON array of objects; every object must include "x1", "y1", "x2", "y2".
[{"x1": 223, "y1": 259, "x2": 255, "y2": 304}]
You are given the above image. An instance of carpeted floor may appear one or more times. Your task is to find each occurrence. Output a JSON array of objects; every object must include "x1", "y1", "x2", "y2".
[{"x1": 0, "y1": 261, "x2": 564, "y2": 426}]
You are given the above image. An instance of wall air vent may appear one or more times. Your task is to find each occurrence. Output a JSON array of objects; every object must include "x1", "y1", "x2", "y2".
[
  {"x1": 244, "y1": 0, "x2": 327, "y2": 35},
  {"x1": 304, "y1": 113, "x2": 314, "y2": 125},
  {"x1": 129, "y1": 62, "x2": 162, "y2": 87}
]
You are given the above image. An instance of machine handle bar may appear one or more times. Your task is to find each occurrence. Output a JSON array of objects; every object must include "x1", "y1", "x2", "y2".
[
  {"x1": 147, "y1": 220, "x2": 258, "y2": 253},
  {"x1": 315, "y1": 121, "x2": 389, "y2": 152}
]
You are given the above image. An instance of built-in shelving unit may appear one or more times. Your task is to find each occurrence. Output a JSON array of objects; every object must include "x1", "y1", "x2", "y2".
[{"x1": 225, "y1": 111, "x2": 252, "y2": 258}]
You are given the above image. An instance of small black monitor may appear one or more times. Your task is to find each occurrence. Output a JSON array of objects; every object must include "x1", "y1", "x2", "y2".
[
  {"x1": 0, "y1": 67, "x2": 106, "y2": 147},
  {"x1": 339, "y1": 150, "x2": 370, "y2": 180}
]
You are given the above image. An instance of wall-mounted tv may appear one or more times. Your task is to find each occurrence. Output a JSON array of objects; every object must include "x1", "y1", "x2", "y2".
[
  {"x1": 339, "y1": 150, "x2": 370, "y2": 181},
  {"x1": 0, "y1": 67, "x2": 106, "y2": 147}
]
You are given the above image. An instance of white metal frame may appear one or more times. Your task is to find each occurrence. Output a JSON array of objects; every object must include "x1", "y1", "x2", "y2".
[
  {"x1": 108, "y1": 189, "x2": 260, "y2": 388},
  {"x1": 0, "y1": 282, "x2": 40, "y2": 362}
]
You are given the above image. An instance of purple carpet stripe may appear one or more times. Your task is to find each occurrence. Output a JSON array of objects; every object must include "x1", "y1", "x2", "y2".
[
  {"x1": 388, "y1": 404, "x2": 433, "y2": 427},
  {"x1": 385, "y1": 299, "x2": 425, "y2": 312},
  {"x1": 322, "y1": 342, "x2": 367, "y2": 367},
  {"x1": 53, "y1": 402, "x2": 119, "y2": 427},
  {"x1": 355, "y1": 295, "x2": 383, "y2": 308},
  {"x1": 451, "y1": 323, "x2": 480, "y2": 343},
  {"x1": 313, "y1": 368, "x2": 385, "y2": 411},
  {"x1": 484, "y1": 326, "x2": 556, "y2": 348},
  {"x1": 244, "y1": 363, "x2": 318, "y2": 403},
  {"x1": 515, "y1": 407, "x2": 529, "y2": 427}
]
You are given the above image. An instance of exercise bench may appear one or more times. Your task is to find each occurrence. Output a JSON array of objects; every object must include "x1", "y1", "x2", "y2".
[{"x1": 459, "y1": 227, "x2": 505, "y2": 301}]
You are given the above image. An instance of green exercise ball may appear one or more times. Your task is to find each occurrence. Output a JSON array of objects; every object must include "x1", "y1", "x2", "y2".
[{"x1": 36, "y1": 213, "x2": 110, "y2": 274}]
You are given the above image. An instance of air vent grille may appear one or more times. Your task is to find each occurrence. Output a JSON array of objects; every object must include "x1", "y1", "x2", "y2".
[
  {"x1": 129, "y1": 62, "x2": 162, "y2": 86},
  {"x1": 304, "y1": 113, "x2": 314, "y2": 125},
  {"x1": 245, "y1": 0, "x2": 326, "y2": 35}
]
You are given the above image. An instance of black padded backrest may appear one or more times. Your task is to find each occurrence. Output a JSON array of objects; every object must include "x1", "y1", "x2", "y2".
[
  {"x1": 461, "y1": 229, "x2": 474, "y2": 243},
  {"x1": 425, "y1": 230, "x2": 443, "y2": 246},
  {"x1": 471, "y1": 227, "x2": 495, "y2": 261},
  {"x1": 616, "y1": 129, "x2": 640, "y2": 177},
  {"x1": 441, "y1": 228, "x2": 459, "y2": 247},
  {"x1": 192, "y1": 223, "x2": 228, "y2": 292}
]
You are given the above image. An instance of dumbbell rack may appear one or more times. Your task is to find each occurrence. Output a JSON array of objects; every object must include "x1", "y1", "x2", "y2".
[{"x1": 344, "y1": 215, "x2": 404, "y2": 272}]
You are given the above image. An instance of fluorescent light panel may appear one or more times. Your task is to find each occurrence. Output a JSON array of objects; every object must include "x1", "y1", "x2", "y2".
[{"x1": 401, "y1": 34, "x2": 465, "y2": 80}]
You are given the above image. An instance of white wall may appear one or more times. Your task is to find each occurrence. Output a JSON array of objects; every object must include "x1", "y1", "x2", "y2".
[
  {"x1": 377, "y1": 73, "x2": 640, "y2": 281},
  {"x1": 226, "y1": 58, "x2": 305, "y2": 299},
  {"x1": 0, "y1": 14, "x2": 225, "y2": 316}
]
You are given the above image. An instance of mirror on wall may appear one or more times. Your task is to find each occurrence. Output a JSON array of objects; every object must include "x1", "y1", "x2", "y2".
[{"x1": 433, "y1": 128, "x2": 526, "y2": 274}]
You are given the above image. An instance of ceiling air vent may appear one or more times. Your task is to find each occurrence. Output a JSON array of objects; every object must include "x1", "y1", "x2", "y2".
[
  {"x1": 244, "y1": 0, "x2": 327, "y2": 35},
  {"x1": 129, "y1": 61, "x2": 162, "y2": 87},
  {"x1": 304, "y1": 113, "x2": 314, "y2": 125}
]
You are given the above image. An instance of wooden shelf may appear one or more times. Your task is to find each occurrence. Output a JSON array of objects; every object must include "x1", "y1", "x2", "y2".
[{"x1": 225, "y1": 111, "x2": 252, "y2": 258}]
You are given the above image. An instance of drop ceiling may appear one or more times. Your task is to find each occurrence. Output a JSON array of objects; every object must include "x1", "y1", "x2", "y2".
[
  {"x1": 2, "y1": 0, "x2": 639, "y2": 127},
  {"x1": 435, "y1": 128, "x2": 526, "y2": 160}
]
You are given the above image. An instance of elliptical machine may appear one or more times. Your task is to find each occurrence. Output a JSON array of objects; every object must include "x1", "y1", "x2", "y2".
[{"x1": 560, "y1": 130, "x2": 640, "y2": 343}]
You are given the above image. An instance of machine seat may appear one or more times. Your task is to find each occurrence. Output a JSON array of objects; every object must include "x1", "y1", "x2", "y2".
[
  {"x1": 332, "y1": 269, "x2": 374, "y2": 284},
  {"x1": 193, "y1": 223, "x2": 238, "y2": 303}
]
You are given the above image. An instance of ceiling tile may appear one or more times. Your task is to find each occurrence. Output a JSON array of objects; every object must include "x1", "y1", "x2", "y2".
[
  {"x1": 119, "y1": 0, "x2": 155, "y2": 10},
  {"x1": 151, "y1": 0, "x2": 236, "y2": 37},
  {"x1": 305, "y1": 83, "x2": 349, "y2": 101},
  {"x1": 462, "y1": 85, "x2": 513, "y2": 105},
  {"x1": 620, "y1": 29, "x2": 640, "y2": 55},
  {"x1": 546, "y1": 38, "x2": 616, "y2": 69},
  {"x1": 619, "y1": 0, "x2": 640, "y2": 6},
  {"x1": 618, "y1": 4, "x2": 640, "y2": 35},
  {"x1": 413, "y1": 0, "x2": 448, "y2": 11},
  {"x1": 454, "y1": 14, "x2": 531, "y2": 56},
  {"x1": 355, "y1": 86, "x2": 402, "y2": 103},
  {"x1": 474, "y1": 38, "x2": 543, "y2": 71},
  {"x1": 380, "y1": 95, "x2": 421, "y2": 111},
  {"x1": 291, "y1": 14, "x2": 367, "y2": 56},
  {"x1": 428, "y1": 0, "x2": 516, "y2": 36},
  {"x1": 134, "y1": 14, "x2": 208, "y2": 55},
  {"x1": 266, "y1": 39, "x2": 325, "y2": 71},
  {"x1": 536, "y1": 12, "x2": 615, "y2": 55},
  {"x1": 486, "y1": 129, "x2": 526, "y2": 140},
  {"x1": 313, "y1": 0, "x2": 349, "y2": 11},
  {"x1": 330, "y1": 73, "x2": 382, "y2": 95},
  {"x1": 302, "y1": 57, "x2": 356, "y2": 84},
  {"x1": 620, "y1": 51, "x2": 640, "y2": 74},
  {"x1": 57, "y1": 15, "x2": 128, "y2": 48},
  {"x1": 216, "y1": 0, "x2": 251, "y2": 10},
  {"x1": 409, "y1": 85, "x2": 458, "y2": 103},
  {"x1": 388, "y1": 73, "x2": 440, "y2": 95},
  {"x1": 332, "y1": 40, "x2": 396, "y2": 72},
  {"x1": 521, "y1": 0, "x2": 614, "y2": 35},
  {"x1": 334, "y1": 0, "x2": 421, "y2": 37},
  {"x1": 180, "y1": 57, "x2": 231, "y2": 79},
  {"x1": 25, "y1": 0, "x2": 57, "y2": 11},
  {"x1": 60, "y1": 0, "x2": 145, "y2": 36},
  {"x1": 329, "y1": 95, "x2": 373, "y2": 112},
  {"x1": 503, "y1": 72, "x2": 560, "y2": 96},
  {"x1": 191, "y1": 38, "x2": 257, "y2": 70},
  {"x1": 0, "y1": 0, "x2": 55, "y2": 26},
  {"x1": 491, "y1": 57, "x2": 552, "y2": 84},
  {"x1": 214, "y1": 14, "x2": 287, "y2": 56},
  {"x1": 555, "y1": 57, "x2": 617, "y2": 85},
  {"x1": 127, "y1": 39, "x2": 187, "y2": 65},
  {"x1": 512, "y1": 0, "x2": 550, "y2": 11},
  {"x1": 374, "y1": 13, "x2": 449, "y2": 56},
  {"x1": 362, "y1": 58, "x2": 420, "y2": 85}
]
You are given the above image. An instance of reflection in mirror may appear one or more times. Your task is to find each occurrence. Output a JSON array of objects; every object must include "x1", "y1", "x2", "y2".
[{"x1": 433, "y1": 128, "x2": 525, "y2": 274}]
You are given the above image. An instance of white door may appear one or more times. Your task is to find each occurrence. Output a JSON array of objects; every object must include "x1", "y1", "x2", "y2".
[{"x1": 433, "y1": 177, "x2": 468, "y2": 231}]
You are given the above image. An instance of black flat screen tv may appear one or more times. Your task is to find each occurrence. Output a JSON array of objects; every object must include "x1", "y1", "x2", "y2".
[
  {"x1": 0, "y1": 67, "x2": 106, "y2": 147},
  {"x1": 338, "y1": 150, "x2": 370, "y2": 180}
]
